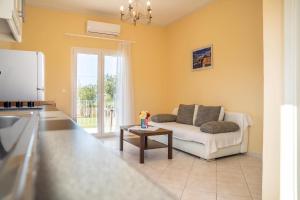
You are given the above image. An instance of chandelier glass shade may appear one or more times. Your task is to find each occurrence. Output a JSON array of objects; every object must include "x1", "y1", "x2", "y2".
[{"x1": 120, "y1": 0, "x2": 152, "y2": 25}]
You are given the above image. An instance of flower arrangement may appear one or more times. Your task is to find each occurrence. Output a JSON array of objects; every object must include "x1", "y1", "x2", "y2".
[
  {"x1": 139, "y1": 111, "x2": 151, "y2": 128},
  {"x1": 139, "y1": 111, "x2": 150, "y2": 120}
]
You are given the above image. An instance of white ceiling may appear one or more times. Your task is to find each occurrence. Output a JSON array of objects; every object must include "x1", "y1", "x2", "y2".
[{"x1": 26, "y1": 0, "x2": 213, "y2": 26}]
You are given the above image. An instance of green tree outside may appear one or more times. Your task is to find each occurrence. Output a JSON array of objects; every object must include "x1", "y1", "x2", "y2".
[
  {"x1": 78, "y1": 74, "x2": 117, "y2": 118},
  {"x1": 78, "y1": 84, "x2": 97, "y2": 117},
  {"x1": 104, "y1": 74, "x2": 117, "y2": 107}
]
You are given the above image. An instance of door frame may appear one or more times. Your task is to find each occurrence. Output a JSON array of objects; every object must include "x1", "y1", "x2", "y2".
[
  {"x1": 71, "y1": 47, "x2": 118, "y2": 137},
  {"x1": 71, "y1": 47, "x2": 103, "y2": 135},
  {"x1": 101, "y1": 50, "x2": 119, "y2": 136}
]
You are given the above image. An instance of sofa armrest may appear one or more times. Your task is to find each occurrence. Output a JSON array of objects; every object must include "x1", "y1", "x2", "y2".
[
  {"x1": 224, "y1": 112, "x2": 252, "y2": 153},
  {"x1": 224, "y1": 112, "x2": 252, "y2": 131}
]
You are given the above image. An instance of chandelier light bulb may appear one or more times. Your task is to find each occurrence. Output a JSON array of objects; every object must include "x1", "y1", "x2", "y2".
[
  {"x1": 147, "y1": 1, "x2": 151, "y2": 7},
  {"x1": 128, "y1": 0, "x2": 133, "y2": 4},
  {"x1": 120, "y1": 6, "x2": 124, "y2": 12}
]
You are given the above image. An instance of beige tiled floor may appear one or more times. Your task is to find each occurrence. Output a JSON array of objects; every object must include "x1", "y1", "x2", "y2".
[{"x1": 97, "y1": 136, "x2": 262, "y2": 200}]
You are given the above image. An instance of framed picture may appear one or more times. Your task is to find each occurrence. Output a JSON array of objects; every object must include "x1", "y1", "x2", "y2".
[{"x1": 192, "y1": 45, "x2": 213, "y2": 71}]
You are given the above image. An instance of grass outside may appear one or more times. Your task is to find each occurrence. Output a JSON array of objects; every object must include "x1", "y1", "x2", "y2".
[
  {"x1": 77, "y1": 117, "x2": 97, "y2": 128},
  {"x1": 77, "y1": 114, "x2": 116, "y2": 132}
]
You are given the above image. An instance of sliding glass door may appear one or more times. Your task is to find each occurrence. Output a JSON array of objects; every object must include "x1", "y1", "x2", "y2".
[{"x1": 73, "y1": 48, "x2": 118, "y2": 136}]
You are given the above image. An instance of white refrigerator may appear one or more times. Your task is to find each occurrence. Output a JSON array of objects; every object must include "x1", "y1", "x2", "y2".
[{"x1": 0, "y1": 49, "x2": 45, "y2": 101}]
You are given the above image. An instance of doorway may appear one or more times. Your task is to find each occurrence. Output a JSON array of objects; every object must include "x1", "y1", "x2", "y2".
[{"x1": 72, "y1": 48, "x2": 118, "y2": 136}]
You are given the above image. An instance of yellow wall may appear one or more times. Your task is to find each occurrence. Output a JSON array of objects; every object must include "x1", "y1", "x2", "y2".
[
  {"x1": 262, "y1": 0, "x2": 283, "y2": 199},
  {"x1": 10, "y1": 6, "x2": 168, "y2": 117},
  {"x1": 165, "y1": 0, "x2": 263, "y2": 153}
]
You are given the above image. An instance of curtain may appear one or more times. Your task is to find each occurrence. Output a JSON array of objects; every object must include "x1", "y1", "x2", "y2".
[{"x1": 115, "y1": 42, "x2": 135, "y2": 128}]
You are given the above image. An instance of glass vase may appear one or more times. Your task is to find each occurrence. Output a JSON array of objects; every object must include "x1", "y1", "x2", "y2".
[{"x1": 141, "y1": 119, "x2": 147, "y2": 129}]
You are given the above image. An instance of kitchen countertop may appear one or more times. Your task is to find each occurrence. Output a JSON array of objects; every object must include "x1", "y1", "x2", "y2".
[
  {"x1": 0, "y1": 110, "x2": 39, "y2": 200},
  {"x1": 36, "y1": 110, "x2": 175, "y2": 200}
]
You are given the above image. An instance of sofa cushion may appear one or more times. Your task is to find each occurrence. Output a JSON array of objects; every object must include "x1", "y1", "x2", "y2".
[
  {"x1": 195, "y1": 105, "x2": 221, "y2": 127},
  {"x1": 151, "y1": 114, "x2": 177, "y2": 123},
  {"x1": 176, "y1": 104, "x2": 195, "y2": 125},
  {"x1": 172, "y1": 105, "x2": 225, "y2": 123},
  {"x1": 200, "y1": 121, "x2": 240, "y2": 134}
]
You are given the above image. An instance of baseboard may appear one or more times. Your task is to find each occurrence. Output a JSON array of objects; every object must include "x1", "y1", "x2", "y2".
[{"x1": 246, "y1": 152, "x2": 262, "y2": 159}]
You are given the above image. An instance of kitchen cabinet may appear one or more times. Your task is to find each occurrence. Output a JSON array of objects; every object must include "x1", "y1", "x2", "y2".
[{"x1": 0, "y1": 0, "x2": 24, "y2": 42}]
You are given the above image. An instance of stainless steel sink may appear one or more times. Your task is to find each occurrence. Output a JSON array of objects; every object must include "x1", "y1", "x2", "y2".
[{"x1": 0, "y1": 116, "x2": 20, "y2": 129}]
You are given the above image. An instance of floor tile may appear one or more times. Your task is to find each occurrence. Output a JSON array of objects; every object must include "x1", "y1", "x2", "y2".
[
  {"x1": 191, "y1": 159, "x2": 216, "y2": 177},
  {"x1": 97, "y1": 136, "x2": 262, "y2": 200},
  {"x1": 185, "y1": 177, "x2": 217, "y2": 193},
  {"x1": 217, "y1": 158, "x2": 242, "y2": 173},
  {"x1": 252, "y1": 194, "x2": 262, "y2": 200},
  {"x1": 240, "y1": 155, "x2": 262, "y2": 168},
  {"x1": 162, "y1": 184, "x2": 183, "y2": 200},
  {"x1": 182, "y1": 190, "x2": 216, "y2": 200},
  {"x1": 133, "y1": 164, "x2": 163, "y2": 180},
  {"x1": 242, "y1": 168, "x2": 262, "y2": 184},
  {"x1": 217, "y1": 181, "x2": 251, "y2": 197},
  {"x1": 167, "y1": 152, "x2": 195, "y2": 170},
  {"x1": 217, "y1": 194, "x2": 252, "y2": 200},
  {"x1": 217, "y1": 171, "x2": 246, "y2": 185},
  {"x1": 248, "y1": 183, "x2": 262, "y2": 196}
]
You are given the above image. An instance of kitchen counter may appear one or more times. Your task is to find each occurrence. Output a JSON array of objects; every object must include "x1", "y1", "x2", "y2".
[
  {"x1": 0, "y1": 110, "x2": 39, "y2": 200},
  {"x1": 36, "y1": 110, "x2": 174, "y2": 200}
]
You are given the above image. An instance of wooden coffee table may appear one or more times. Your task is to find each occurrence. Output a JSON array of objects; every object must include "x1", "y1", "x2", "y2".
[{"x1": 120, "y1": 125, "x2": 173, "y2": 163}]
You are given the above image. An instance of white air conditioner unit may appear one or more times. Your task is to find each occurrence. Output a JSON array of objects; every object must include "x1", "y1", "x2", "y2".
[{"x1": 86, "y1": 21, "x2": 121, "y2": 37}]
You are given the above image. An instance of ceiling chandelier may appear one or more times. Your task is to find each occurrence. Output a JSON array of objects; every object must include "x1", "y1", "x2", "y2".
[{"x1": 120, "y1": 0, "x2": 152, "y2": 25}]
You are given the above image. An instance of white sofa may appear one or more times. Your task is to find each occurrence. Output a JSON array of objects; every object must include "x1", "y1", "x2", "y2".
[{"x1": 149, "y1": 108, "x2": 252, "y2": 160}]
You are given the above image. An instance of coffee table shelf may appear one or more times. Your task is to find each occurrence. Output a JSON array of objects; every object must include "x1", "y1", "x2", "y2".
[{"x1": 124, "y1": 137, "x2": 167, "y2": 150}]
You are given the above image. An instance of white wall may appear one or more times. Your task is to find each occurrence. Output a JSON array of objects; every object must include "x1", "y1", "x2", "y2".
[{"x1": 262, "y1": 0, "x2": 283, "y2": 199}]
